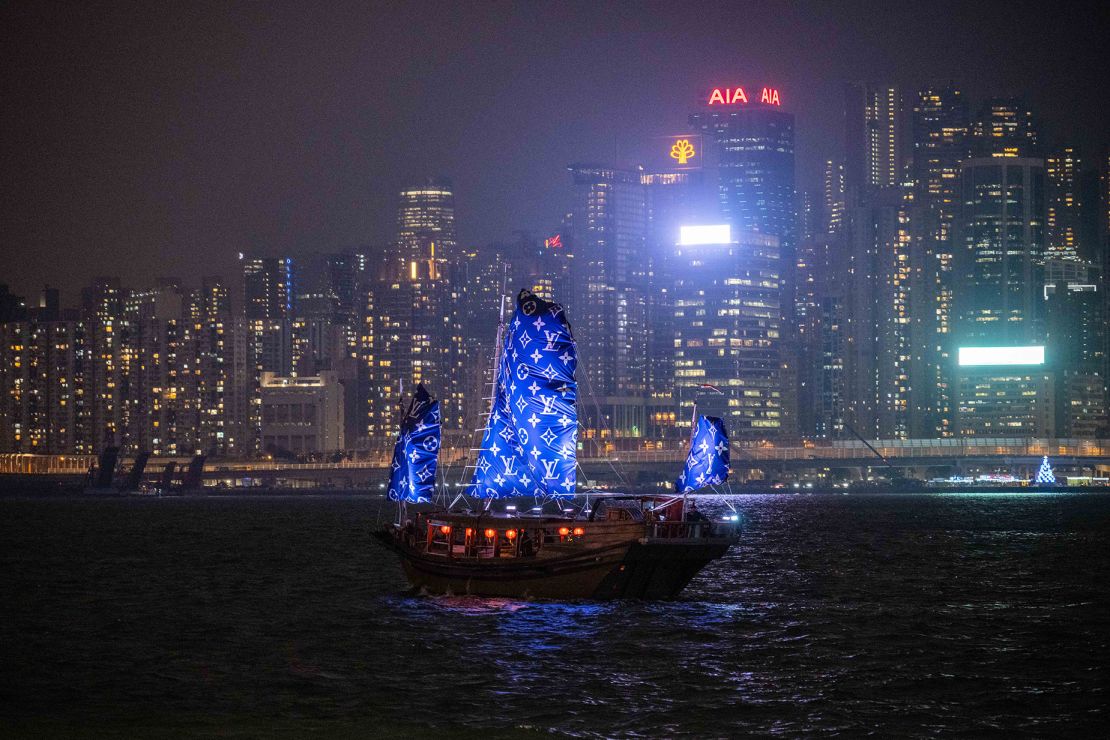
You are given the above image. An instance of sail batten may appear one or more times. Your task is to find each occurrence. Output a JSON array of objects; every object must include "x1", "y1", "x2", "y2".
[
  {"x1": 675, "y1": 416, "x2": 730, "y2": 494},
  {"x1": 470, "y1": 290, "x2": 578, "y2": 498},
  {"x1": 388, "y1": 384, "x2": 441, "y2": 503}
]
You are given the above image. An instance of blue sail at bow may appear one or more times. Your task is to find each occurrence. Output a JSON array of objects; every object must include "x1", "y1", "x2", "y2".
[
  {"x1": 674, "y1": 415, "x2": 729, "y2": 494},
  {"x1": 387, "y1": 384, "x2": 441, "y2": 503},
  {"x1": 470, "y1": 290, "x2": 578, "y2": 498}
]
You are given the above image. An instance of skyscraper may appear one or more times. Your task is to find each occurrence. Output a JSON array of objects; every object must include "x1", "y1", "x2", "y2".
[
  {"x1": 395, "y1": 178, "x2": 457, "y2": 268},
  {"x1": 690, "y1": 85, "x2": 796, "y2": 438},
  {"x1": 1045, "y1": 147, "x2": 1083, "y2": 262},
  {"x1": 911, "y1": 85, "x2": 971, "y2": 436},
  {"x1": 971, "y1": 98, "x2": 1039, "y2": 158},
  {"x1": 844, "y1": 83, "x2": 903, "y2": 199},
  {"x1": 954, "y1": 157, "x2": 1050, "y2": 436},
  {"x1": 956, "y1": 158, "x2": 1046, "y2": 344},
  {"x1": 567, "y1": 163, "x2": 649, "y2": 446},
  {"x1": 671, "y1": 226, "x2": 783, "y2": 440}
]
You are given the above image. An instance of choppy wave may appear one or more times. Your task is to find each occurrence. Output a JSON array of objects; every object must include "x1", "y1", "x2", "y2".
[{"x1": 1, "y1": 492, "x2": 1107, "y2": 736}]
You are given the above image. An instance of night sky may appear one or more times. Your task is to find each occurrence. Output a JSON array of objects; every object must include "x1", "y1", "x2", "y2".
[{"x1": 2, "y1": 0, "x2": 1107, "y2": 299}]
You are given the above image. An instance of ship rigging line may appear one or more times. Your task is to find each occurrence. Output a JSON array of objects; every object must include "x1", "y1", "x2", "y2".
[{"x1": 575, "y1": 368, "x2": 633, "y2": 490}]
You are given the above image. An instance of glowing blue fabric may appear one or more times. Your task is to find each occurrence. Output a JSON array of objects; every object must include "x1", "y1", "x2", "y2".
[
  {"x1": 387, "y1": 384, "x2": 441, "y2": 503},
  {"x1": 674, "y1": 415, "x2": 729, "y2": 494},
  {"x1": 470, "y1": 290, "x2": 578, "y2": 498}
]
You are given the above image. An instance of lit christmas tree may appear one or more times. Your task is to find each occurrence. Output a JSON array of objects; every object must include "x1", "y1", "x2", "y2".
[{"x1": 1034, "y1": 456, "x2": 1056, "y2": 485}]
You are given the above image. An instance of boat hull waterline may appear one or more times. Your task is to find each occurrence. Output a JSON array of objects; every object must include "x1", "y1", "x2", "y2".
[{"x1": 373, "y1": 526, "x2": 733, "y2": 600}]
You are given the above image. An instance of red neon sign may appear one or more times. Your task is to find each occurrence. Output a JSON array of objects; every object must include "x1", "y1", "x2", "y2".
[
  {"x1": 708, "y1": 86, "x2": 781, "y2": 106},
  {"x1": 544, "y1": 234, "x2": 563, "y2": 249}
]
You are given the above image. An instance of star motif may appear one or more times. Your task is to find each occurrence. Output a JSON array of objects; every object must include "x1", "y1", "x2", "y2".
[
  {"x1": 515, "y1": 395, "x2": 528, "y2": 413},
  {"x1": 540, "y1": 428, "x2": 557, "y2": 446},
  {"x1": 520, "y1": 474, "x2": 531, "y2": 485},
  {"x1": 559, "y1": 351, "x2": 572, "y2": 364},
  {"x1": 528, "y1": 413, "x2": 540, "y2": 427},
  {"x1": 518, "y1": 333, "x2": 531, "y2": 349},
  {"x1": 493, "y1": 474, "x2": 505, "y2": 485},
  {"x1": 530, "y1": 446, "x2": 541, "y2": 458},
  {"x1": 527, "y1": 381, "x2": 540, "y2": 395},
  {"x1": 533, "y1": 316, "x2": 545, "y2": 331},
  {"x1": 408, "y1": 450, "x2": 418, "y2": 463},
  {"x1": 490, "y1": 441, "x2": 501, "y2": 455},
  {"x1": 530, "y1": 348, "x2": 543, "y2": 363},
  {"x1": 477, "y1": 457, "x2": 491, "y2": 473},
  {"x1": 715, "y1": 441, "x2": 728, "y2": 455},
  {"x1": 559, "y1": 414, "x2": 571, "y2": 427},
  {"x1": 540, "y1": 365, "x2": 558, "y2": 380}
]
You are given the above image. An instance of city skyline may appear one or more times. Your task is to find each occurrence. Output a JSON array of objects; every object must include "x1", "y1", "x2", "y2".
[{"x1": 2, "y1": 1, "x2": 1108, "y2": 298}]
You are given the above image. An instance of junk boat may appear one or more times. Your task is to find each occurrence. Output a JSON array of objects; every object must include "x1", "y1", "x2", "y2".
[{"x1": 373, "y1": 290, "x2": 739, "y2": 599}]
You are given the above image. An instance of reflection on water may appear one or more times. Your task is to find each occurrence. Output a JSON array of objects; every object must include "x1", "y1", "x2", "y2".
[{"x1": 1, "y1": 492, "x2": 1107, "y2": 736}]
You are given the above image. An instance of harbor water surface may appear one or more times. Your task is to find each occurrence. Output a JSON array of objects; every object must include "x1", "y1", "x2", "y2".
[{"x1": 1, "y1": 492, "x2": 1107, "y2": 736}]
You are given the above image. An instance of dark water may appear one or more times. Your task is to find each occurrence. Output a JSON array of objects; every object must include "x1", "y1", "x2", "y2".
[{"x1": 1, "y1": 493, "x2": 1108, "y2": 737}]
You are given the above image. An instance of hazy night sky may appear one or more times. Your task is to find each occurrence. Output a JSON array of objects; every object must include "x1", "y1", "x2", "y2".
[{"x1": 2, "y1": 0, "x2": 1107, "y2": 300}]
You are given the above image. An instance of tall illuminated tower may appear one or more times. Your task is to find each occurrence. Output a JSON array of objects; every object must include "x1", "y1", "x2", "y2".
[
  {"x1": 671, "y1": 225, "x2": 783, "y2": 440},
  {"x1": 566, "y1": 163, "x2": 649, "y2": 446},
  {"x1": 1045, "y1": 147, "x2": 1083, "y2": 262},
  {"x1": 690, "y1": 85, "x2": 795, "y2": 438},
  {"x1": 395, "y1": 178, "x2": 457, "y2": 274},
  {"x1": 911, "y1": 85, "x2": 971, "y2": 436},
  {"x1": 845, "y1": 84, "x2": 903, "y2": 199}
]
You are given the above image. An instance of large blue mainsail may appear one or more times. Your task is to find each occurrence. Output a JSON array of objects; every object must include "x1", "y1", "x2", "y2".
[
  {"x1": 387, "y1": 384, "x2": 441, "y2": 503},
  {"x1": 470, "y1": 290, "x2": 578, "y2": 498},
  {"x1": 674, "y1": 415, "x2": 729, "y2": 494}
]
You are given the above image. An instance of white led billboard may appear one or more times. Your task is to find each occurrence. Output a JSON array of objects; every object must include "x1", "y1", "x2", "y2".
[
  {"x1": 678, "y1": 224, "x2": 731, "y2": 246},
  {"x1": 957, "y1": 346, "x2": 1045, "y2": 367}
]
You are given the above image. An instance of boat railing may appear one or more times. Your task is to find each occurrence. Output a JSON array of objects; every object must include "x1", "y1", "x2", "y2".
[{"x1": 647, "y1": 520, "x2": 738, "y2": 541}]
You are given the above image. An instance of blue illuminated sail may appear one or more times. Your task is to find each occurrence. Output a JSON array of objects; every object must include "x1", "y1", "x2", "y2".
[
  {"x1": 674, "y1": 416, "x2": 729, "y2": 494},
  {"x1": 387, "y1": 384, "x2": 441, "y2": 503},
  {"x1": 470, "y1": 290, "x2": 578, "y2": 498}
]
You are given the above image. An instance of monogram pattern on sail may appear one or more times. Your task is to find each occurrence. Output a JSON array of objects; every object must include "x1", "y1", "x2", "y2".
[
  {"x1": 470, "y1": 290, "x2": 578, "y2": 498},
  {"x1": 388, "y1": 385, "x2": 441, "y2": 503},
  {"x1": 675, "y1": 415, "x2": 730, "y2": 494}
]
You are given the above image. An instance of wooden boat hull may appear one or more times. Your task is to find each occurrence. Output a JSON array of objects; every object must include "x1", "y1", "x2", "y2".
[{"x1": 372, "y1": 530, "x2": 731, "y2": 600}]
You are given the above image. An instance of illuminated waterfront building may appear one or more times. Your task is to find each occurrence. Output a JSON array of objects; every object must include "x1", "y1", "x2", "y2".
[
  {"x1": 81, "y1": 277, "x2": 125, "y2": 451},
  {"x1": 0, "y1": 298, "x2": 89, "y2": 454},
  {"x1": 260, "y1": 371, "x2": 345, "y2": 454},
  {"x1": 954, "y1": 346, "x2": 1055, "y2": 437},
  {"x1": 1044, "y1": 261, "x2": 1107, "y2": 437},
  {"x1": 955, "y1": 158, "x2": 1046, "y2": 345},
  {"x1": 954, "y1": 157, "x2": 1050, "y2": 436},
  {"x1": 671, "y1": 226, "x2": 783, "y2": 440},
  {"x1": 911, "y1": 85, "x2": 971, "y2": 436}
]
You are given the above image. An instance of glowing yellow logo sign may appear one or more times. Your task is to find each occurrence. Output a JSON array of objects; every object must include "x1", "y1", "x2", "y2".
[{"x1": 670, "y1": 138, "x2": 695, "y2": 165}]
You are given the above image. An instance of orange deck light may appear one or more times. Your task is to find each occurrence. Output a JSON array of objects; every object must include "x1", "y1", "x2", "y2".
[
  {"x1": 505, "y1": 529, "x2": 517, "y2": 540},
  {"x1": 572, "y1": 527, "x2": 585, "y2": 537},
  {"x1": 484, "y1": 528, "x2": 496, "y2": 539},
  {"x1": 439, "y1": 525, "x2": 452, "y2": 535},
  {"x1": 558, "y1": 527, "x2": 570, "y2": 536},
  {"x1": 465, "y1": 528, "x2": 473, "y2": 537}
]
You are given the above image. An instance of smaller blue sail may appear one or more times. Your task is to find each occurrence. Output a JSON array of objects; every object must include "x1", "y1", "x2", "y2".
[
  {"x1": 674, "y1": 416, "x2": 730, "y2": 494},
  {"x1": 387, "y1": 384, "x2": 441, "y2": 503}
]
